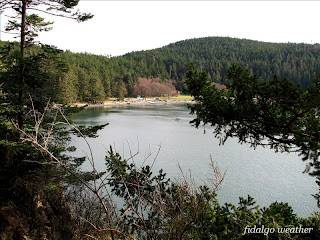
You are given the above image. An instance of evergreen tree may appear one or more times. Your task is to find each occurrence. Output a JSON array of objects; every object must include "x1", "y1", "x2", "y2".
[
  {"x1": 77, "y1": 66, "x2": 90, "y2": 102},
  {"x1": 0, "y1": 0, "x2": 92, "y2": 130},
  {"x1": 102, "y1": 72, "x2": 112, "y2": 98},
  {"x1": 88, "y1": 68, "x2": 105, "y2": 102},
  {"x1": 0, "y1": 2, "x2": 102, "y2": 238},
  {"x1": 116, "y1": 80, "x2": 126, "y2": 100},
  {"x1": 58, "y1": 66, "x2": 78, "y2": 103}
]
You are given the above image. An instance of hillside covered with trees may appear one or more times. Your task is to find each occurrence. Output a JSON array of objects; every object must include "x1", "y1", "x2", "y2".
[
  {"x1": 121, "y1": 37, "x2": 320, "y2": 87},
  {"x1": 5, "y1": 36, "x2": 318, "y2": 104}
]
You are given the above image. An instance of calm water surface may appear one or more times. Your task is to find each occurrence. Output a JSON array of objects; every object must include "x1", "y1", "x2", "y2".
[{"x1": 71, "y1": 103, "x2": 319, "y2": 217}]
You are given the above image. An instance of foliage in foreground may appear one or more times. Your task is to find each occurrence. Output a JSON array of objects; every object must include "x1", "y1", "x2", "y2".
[{"x1": 67, "y1": 148, "x2": 320, "y2": 240}]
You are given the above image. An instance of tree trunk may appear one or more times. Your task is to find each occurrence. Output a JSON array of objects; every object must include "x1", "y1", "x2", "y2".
[{"x1": 18, "y1": 0, "x2": 27, "y2": 133}]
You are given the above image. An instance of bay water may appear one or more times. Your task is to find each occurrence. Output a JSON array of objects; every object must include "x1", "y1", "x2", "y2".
[{"x1": 70, "y1": 103, "x2": 319, "y2": 217}]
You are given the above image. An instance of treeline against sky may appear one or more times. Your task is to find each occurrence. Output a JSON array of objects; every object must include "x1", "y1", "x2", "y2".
[
  {"x1": 120, "y1": 37, "x2": 320, "y2": 89},
  {"x1": 2, "y1": 37, "x2": 319, "y2": 103}
]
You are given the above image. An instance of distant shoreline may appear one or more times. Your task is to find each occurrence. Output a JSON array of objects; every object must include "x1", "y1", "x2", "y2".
[{"x1": 71, "y1": 98, "x2": 194, "y2": 108}]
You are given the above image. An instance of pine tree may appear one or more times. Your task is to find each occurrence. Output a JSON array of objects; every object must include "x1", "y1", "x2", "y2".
[{"x1": 88, "y1": 68, "x2": 105, "y2": 103}]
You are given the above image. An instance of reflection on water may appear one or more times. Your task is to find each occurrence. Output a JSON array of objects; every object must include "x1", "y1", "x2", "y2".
[{"x1": 71, "y1": 104, "x2": 319, "y2": 217}]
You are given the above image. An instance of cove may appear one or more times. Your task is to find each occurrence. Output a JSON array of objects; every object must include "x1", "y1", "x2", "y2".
[{"x1": 70, "y1": 103, "x2": 319, "y2": 217}]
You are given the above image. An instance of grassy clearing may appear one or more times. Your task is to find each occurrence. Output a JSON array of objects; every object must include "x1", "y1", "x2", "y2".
[
  {"x1": 67, "y1": 95, "x2": 194, "y2": 106},
  {"x1": 160, "y1": 95, "x2": 193, "y2": 101}
]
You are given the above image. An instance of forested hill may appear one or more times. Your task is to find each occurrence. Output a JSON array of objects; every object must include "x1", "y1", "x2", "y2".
[
  {"x1": 1, "y1": 37, "x2": 320, "y2": 103},
  {"x1": 120, "y1": 37, "x2": 320, "y2": 89}
]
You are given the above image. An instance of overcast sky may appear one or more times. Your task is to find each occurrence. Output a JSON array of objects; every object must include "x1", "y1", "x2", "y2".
[{"x1": 1, "y1": 1, "x2": 320, "y2": 56}]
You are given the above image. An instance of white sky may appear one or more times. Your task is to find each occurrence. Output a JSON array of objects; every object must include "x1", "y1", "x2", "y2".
[{"x1": 1, "y1": 1, "x2": 320, "y2": 56}]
